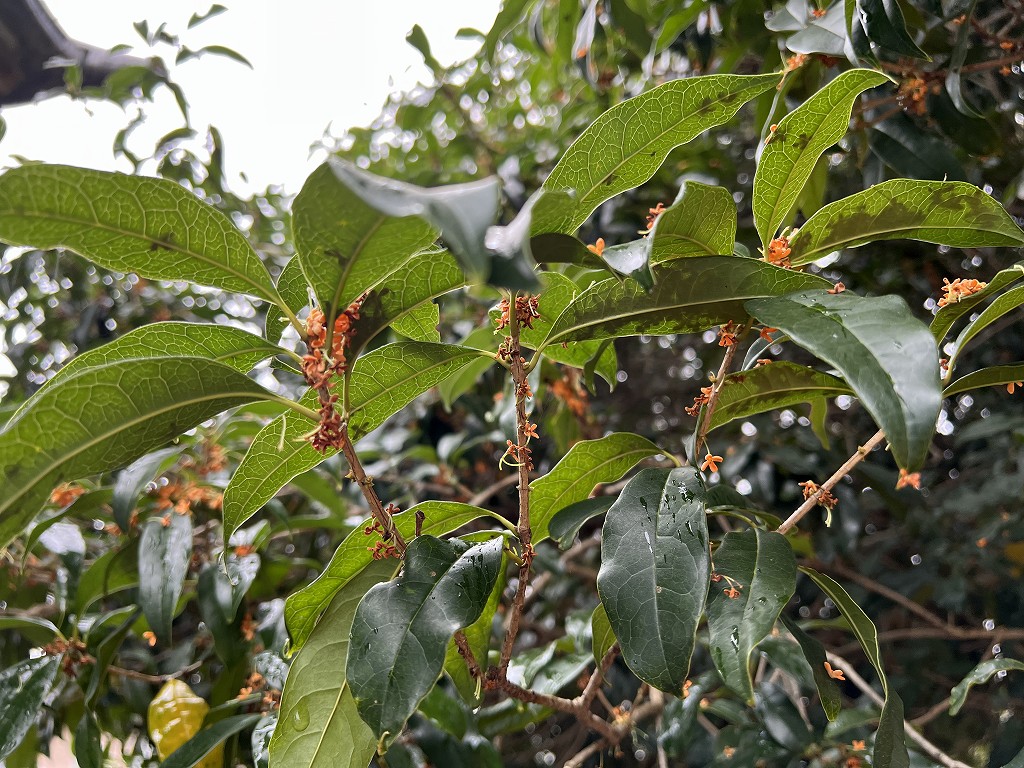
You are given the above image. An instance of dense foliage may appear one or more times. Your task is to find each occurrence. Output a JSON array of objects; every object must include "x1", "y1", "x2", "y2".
[{"x1": 1, "y1": 2, "x2": 1023, "y2": 768}]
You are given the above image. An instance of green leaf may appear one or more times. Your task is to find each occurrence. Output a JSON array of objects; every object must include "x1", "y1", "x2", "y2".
[
  {"x1": 930, "y1": 262, "x2": 1024, "y2": 342},
  {"x1": 787, "y1": 4, "x2": 848, "y2": 56},
  {"x1": 270, "y1": 561, "x2": 394, "y2": 768},
  {"x1": 746, "y1": 291, "x2": 940, "y2": 470},
  {"x1": 949, "y1": 658, "x2": 1024, "y2": 716},
  {"x1": 541, "y1": 257, "x2": 830, "y2": 348},
  {"x1": 870, "y1": 115, "x2": 966, "y2": 181},
  {"x1": 753, "y1": 69, "x2": 890, "y2": 249},
  {"x1": 853, "y1": 0, "x2": 927, "y2": 59},
  {"x1": 266, "y1": 257, "x2": 311, "y2": 343},
  {"x1": 0, "y1": 164, "x2": 278, "y2": 301},
  {"x1": 161, "y1": 714, "x2": 262, "y2": 768},
  {"x1": 779, "y1": 614, "x2": 843, "y2": 720},
  {"x1": 484, "y1": 0, "x2": 533, "y2": 59},
  {"x1": 801, "y1": 567, "x2": 909, "y2": 768},
  {"x1": 0, "y1": 615, "x2": 62, "y2": 643},
  {"x1": 222, "y1": 343, "x2": 486, "y2": 538},
  {"x1": 444, "y1": 551, "x2": 505, "y2": 705},
  {"x1": 0, "y1": 357, "x2": 275, "y2": 551},
  {"x1": 328, "y1": 159, "x2": 512, "y2": 287},
  {"x1": 74, "y1": 709, "x2": 103, "y2": 768},
  {"x1": 706, "y1": 529, "x2": 796, "y2": 704},
  {"x1": 530, "y1": 432, "x2": 663, "y2": 543},
  {"x1": 533, "y1": 73, "x2": 780, "y2": 234},
  {"x1": 76, "y1": 545, "x2": 139, "y2": 613},
  {"x1": 139, "y1": 514, "x2": 193, "y2": 644},
  {"x1": 111, "y1": 447, "x2": 180, "y2": 532},
  {"x1": 649, "y1": 181, "x2": 737, "y2": 263},
  {"x1": 347, "y1": 535, "x2": 503, "y2": 739},
  {"x1": 292, "y1": 161, "x2": 438, "y2": 318},
  {"x1": 950, "y1": 285, "x2": 1024, "y2": 369},
  {"x1": 548, "y1": 497, "x2": 615, "y2": 550},
  {"x1": 285, "y1": 502, "x2": 493, "y2": 652},
  {"x1": 708, "y1": 362, "x2": 853, "y2": 431},
  {"x1": 597, "y1": 467, "x2": 710, "y2": 693},
  {"x1": 590, "y1": 603, "x2": 616, "y2": 665},
  {"x1": 788, "y1": 180, "x2": 1024, "y2": 266},
  {"x1": 0, "y1": 656, "x2": 61, "y2": 762},
  {"x1": 391, "y1": 301, "x2": 440, "y2": 342},
  {"x1": 943, "y1": 365, "x2": 1024, "y2": 398}
]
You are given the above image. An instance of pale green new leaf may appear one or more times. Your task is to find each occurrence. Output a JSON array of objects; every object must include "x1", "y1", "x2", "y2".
[
  {"x1": 949, "y1": 659, "x2": 1024, "y2": 716},
  {"x1": 650, "y1": 181, "x2": 737, "y2": 262},
  {"x1": 753, "y1": 69, "x2": 890, "y2": 248},
  {"x1": 0, "y1": 164, "x2": 278, "y2": 301},
  {"x1": 0, "y1": 357, "x2": 276, "y2": 551},
  {"x1": 789, "y1": 180, "x2": 1024, "y2": 266},
  {"x1": 533, "y1": 73, "x2": 780, "y2": 234}
]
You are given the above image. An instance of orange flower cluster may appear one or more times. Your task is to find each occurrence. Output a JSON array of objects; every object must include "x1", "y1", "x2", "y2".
[
  {"x1": 501, "y1": 439, "x2": 535, "y2": 471},
  {"x1": 639, "y1": 202, "x2": 667, "y2": 235},
  {"x1": 897, "y1": 77, "x2": 931, "y2": 116},
  {"x1": 765, "y1": 235, "x2": 792, "y2": 267},
  {"x1": 799, "y1": 480, "x2": 838, "y2": 510},
  {"x1": 151, "y1": 481, "x2": 223, "y2": 516},
  {"x1": 937, "y1": 277, "x2": 987, "y2": 307},
  {"x1": 50, "y1": 483, "x2": 86, "y2": 507},
  {"x1": 896, "y1": 468, "x2": 922, "y2": 490},
  {"x1": 43, "y1": 637, "x2": 91, "y2": 678},
  {"x1": 685, "y1": 385, "x2": 714, "y2": 417},
  {"x1": 550, "y1": 374, "x2": 588, "y2": 418},
  {"x1": 783, "y1": 53, "x2": 808, "y2": 74},
  {"x1": 496, "y1": 295, "x2": 541, "y2": 331},
  {"x1": 718, "y1": 321, "x2": 739, "y2": 347},
  {"x1": 365, "y1": 512, "x2": 402, "y2": 560},
  {"x1": 237, "y1": 671, "x2": 282, "y2": 710}
]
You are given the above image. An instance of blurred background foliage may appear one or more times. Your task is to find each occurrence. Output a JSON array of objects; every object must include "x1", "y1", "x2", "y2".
[{"x1": 1, "y1": 0, "x2": 1023, "y2": 766}]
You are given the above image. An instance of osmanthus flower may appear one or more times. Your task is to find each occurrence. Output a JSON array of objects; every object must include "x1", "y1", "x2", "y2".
[
  {"x1": 1007, "y1": 381, "x2": 1023, "y2": 394},
  {"x1": 701, "y1": 452, "x2": 723, "y2": 473},
  {"x1": 937, "y1": 277, "x2": 987, "y2": 307},
  {"x1": 586, "y1": 238, "x2": 605, "y2": 257},
  {"x1": 896, "y1": 468, "x2": 922, "y2": 490},
  {"x1": 824, "y1": 661, "x2": 846, "y2": 680}
]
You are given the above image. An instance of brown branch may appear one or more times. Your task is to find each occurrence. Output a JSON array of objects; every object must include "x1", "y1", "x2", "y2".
[
  {"x1": 453, "y1": 630, "x2": 481, "y2": 680},
  {"x1": 777, "y1": 428, "x2": 886, "y2": 534},
  {"x1": 468, "y1": 473, "x2": 521, "y2": 507},
  {"x1": 485, "y1": 673, "x2": 618, "y2": 740},
  {"x1": 819, "y1": 560, "x2": 948, "y2": 630},
  {"x1": 107, "y1": 659, "x2": 203, "y2": 684},
  {"x1": 694, "y1": 328, "x2": 745, "y2": 456},
  {"x1": 340, "y1": 423, "x2": 406, "y2": 555}
]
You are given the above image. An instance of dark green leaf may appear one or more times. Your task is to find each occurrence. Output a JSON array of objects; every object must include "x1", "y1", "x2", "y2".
[
  {"x1": 853, "y1": 0, "x2": 928, "y2": 59},
  {"x1": 949, "y1": 658, "x2": 1024, "y2": 716},
  {"x1": 779, "y1": 614, "x2": 843, "y2": 720},
  {"x1": 530, "y1": 432, "x2": 663, "y2": 543},
  {"x1": 706, "y1": 529, "x2": 796, "y2": 703},
  {"x1": 0, "y1": 357, "x2": 275, "y2": 551},
  {"x1": 347, "y1": 536, "x2": 503, "y2": 739},
  {"x1": 590, "y1": 603, "x2": 616, "y2": 665},
  {"x1": 597, "y1": 467, "x2": 710, "y2": 693},
  {"x1": 74, "y1": 710, "x2": 103, "y2": 768},
  {"x1": 0, "y1": 615, "x2": 62, "y2": 643},
  {"x1": 111, "y1": 447, "x2": 180, "y2": 532},
  {"x1": 549, "y1": 497, "x2": 615, "y2": 550},
  {"x1": 161, "y1": 714, "x2": 263, "y2": 768},
  {"x1": 0, "y1": 656, "x2": 61, "y2": 762},
  {"x1": 270, "y1": 561, "x2": 394, "y2": 768},
  {"x1": 943, "y1": 365, "x2": 1024, "y2": 398},
  {"x1": 179, "y1": 45, "x2": 254, "y2": 68},
  {"x1": 650, "y1": 181, "x2": 736, "y2": 263},
  {"x1": 870, "y1": 115, "x2": 966, "y2": 181},
  {"x1": 930, "y1": 262, "x2": 1024, "y2": 342},
  {"x1": 0, "y1": 165, "x2": 278, "y2": 301},
  {"x1": 753, "y1": 69, "x2": 890, "y2": 249},
  {"x1": 407, "y1": 24, "x2": 442, "y2": 73},
  {"x1": 444, "y1": 552, "x2": 505, "y2": 705},
  {"x1": 541, "y1": 257, "x2": 829, "y2": 347},
  {"x1": 528, "y1": 232, "x2": 606, "y2": 271},
  {"x1": 533, "y1": 74, "x2": 780, "y2": 234},
  {"x1": 950, "y1": 285, "x2": 1024, "y2": 369},
  {"x1": 76, "y1": 545, "x2": 139, "y2": 613},
  {"x1": 746, "y1": 291, "x2": 940, "y2": 470},
  {"x1": 708, "y1": 362, "x2": 852, "y2": 431},
  {"x1": 139, "y1": 514, "x2": 192, "y2": 644},
  {"x1": 600, "y1": 239, "x2": 654, "y2": 290},
  {"x1": 755, "y1": 682, "x2": 813, "y2": 751},
  {"x1": 788, "y1": 180, "x2": 1024, "y2": 266},
  {"x1": 944, "y1": 0, "x2": 980, "y2": 116}
]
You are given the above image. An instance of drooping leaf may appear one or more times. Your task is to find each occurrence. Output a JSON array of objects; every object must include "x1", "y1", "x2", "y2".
[
  {"x1": 148, "y1": 680, "x2": 219, "y2": 767},
  {"x1": 347, "y1": 535, "x2": 503, "y2": 739},
  {"x1": 540, "y1": 257, "x2": 829, "y2": 348},
  {"x1": 285, "y1": 502, "x2": 494, "y2": 652},
  {"x1": 270, "y1": 561, "x2": 394, "y2": 768},
  {"x1": 590, "y1": 603, "x2": 616, "y2": 665},
  {"x1": 0, "y1": 357, "x2": 275, "y2": 551},
  {"x1": 779, "y1": 614, "x2": 843, "y2": 721},
  {"x1": 139, "y1": 513, "x2": 193, "y2": 644},
  {"x1": 950, "y1": 285, "x2": 1024, "y2": 369},
  {"x1": 706, "y1": 529, "x2": 796, "y2": 703},
  {"x1": 110, "y1": 447, "x2": 180, "y2": 532},
  {"x1": 530, "y1": 432, "x2": 663, "y2": 543},
  {"x1": 852, "y1": 0, "x2": 928, "y2": 59},
  {"x1": 746, "y1": 290, "x2": 940, "y2": 470},
  {"x1": 292, "y1": 161, "x2": 438, "y2": 318},
  {"x1": 753, "y1": 69, "x2": 890, "y2": 249},
  {"x1": 73, "y1": 709, "x2": 103, "y2": 768},
  {"x1": 548, "y1": 497, "x2": 615, "y2": 550},
  {"x1": 949, "y1": 658, "x2": 1024, "y2": 716},
  {"x1": 0, "y1": 164, "x2": 278, "y2": 301},
  {"x1": 801, "y1": 567, "x2": 909, "y2": 768},
  {"x1": 597, "y1": 467, "x2": 710, "y2": 693},
  {"x1": 930, "y1": 262, "x2": 1024, "y2": 342},
  {"x1": 755, "y1": 681, "x2": 814, "y2": 751},
  {"x1": 870, "y1": 115, "x2": 966, "y2": 181},
  {"x1": 788, "y1": 180, "x2": 1024, "y2": 266},
  {"x1": 943, "y1": 0, "x2": 980, "y2": 116},
  {"x1": 708, "y1": 362, "x2": 853, "y2": 431},
  {"x1": 222, "y1": 343, "x2": 487, "y2": 538},
  {"x1": 649, "y1": 181, "x2": 737, "y2": 263},
  {"x1": 444, "y1": 551, "x2": 506, "y2": 705},
  {"x1": 943, "y1": 365, "x2": 1024, "y2": 399},
  {"x1": 161, "y1": 714, "x2": 263, "y2": 768},
  {"x1": 0, "y1": 656, "x2": 61, "y2": 763},
  {"x1": 0, "y1": 615, "x2": 62, "y2": 642},
  {"x1": 532, "y1": 73, "x2": 780, "y2": 234},
  {"x1": 76, "y1": 545, "x2": 139, "y2": 613}
]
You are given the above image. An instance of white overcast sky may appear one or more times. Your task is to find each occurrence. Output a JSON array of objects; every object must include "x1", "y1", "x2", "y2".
[{"x1": 1, "y1": 0, "x2": 502, "y2": 193}]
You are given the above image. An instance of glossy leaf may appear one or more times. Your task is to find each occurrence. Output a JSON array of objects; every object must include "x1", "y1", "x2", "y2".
[
  {"x1": 649, "y1": 181, "x2": 737, "y2": 262},
  {"x1": 930, "y1": 262, "x2": 1024, "y2": 342},
  {"x1": 73, "y1": 710, "x2": 103, "y2": 768},
  {"x1": 139, "y1": 513, "x2": 192, "y2": 644},
  {"x1": 270, "y1": 561, "x2": 394, "y2": 768},
  {"x1": 148, "y1": 680, "x2": 218, "y2": 766},
  {"x1": 788, "y1": 180, "x2": 1024, "y2": 266},
  {"x1": 347, "y1": 535, "x2": 503, "y2": 738},
  {"x1": 870, "y1": 115, "x2": 966, "y2": 181},
  {"x1": 444, "y1": 551, "x2": 505, "y2": 705},
  {"x1": 950, "y1": 659, "x2": 1024, "y2": 716},
  {"x1": 950, "y1": 285, "x2": 1024, "y2": 368},
  {"x1": 161, "y1": 714, "x2": 263, "y2": 768},
  {"x1": 0, "y1": 164, "x2": 278, "y2": 301},
  {"x1": 530, "y1": 432, "x2": 663, "y2": 543},
  {"x1": 541, "y1": 256, "x2": 829, "y2": 348},
  {"x1": 292, "y1": 161, "x2": 438, "y2": 318},
  {"x1": 943, "y1": 365, "x2": 1024, "y2": 399},
  {"x1": 533, "y1": 73, "x2": 779, "y2": 234},
  {"x1": 548, "y1": 497, "x2": 615, "y2": 550},
  {"x1": 779, "y1": 614, "x2": 842, "y2": 721},
  {"x1": 0, "y1": 656, "x2": 61, "y2": 762},
  {"x1": 591, "y1": 603, "x2": 616, "y2": 665},
  {"x1": 76, "y1": 545, "x2": 139, "y2": 613},
  {"x1": 853, "y1": 0, "x2": 927, "y2": 59},
  {"x1": 391, "y1": 301, "x2": 440, "y2": 342},
  {"x1": 706, "y1": 529, "x2": 796, "y2": 703},
  {"x1": 787, "y1": 3, "x2": 847, "y2": 55},
  {"x1": 222, "y1": 343, "x2": 487, "y2": 538},
  {"x1": 944, "y1": 0, "x2": 980, "y2": 116},
  {"x1": 708, "y1": 362, "x2": 852, "y2": 431},
  {"x1": 801, "y1": 567, "x2": 909, "y2": 768},
  {"x1": 597, "y1": 467, "x2": 710, "y2": 693},
  {"x1": 746, "y1": 290, "x2": 940, "y2": 470},
  {"x1": 753, "y1": 69, "x2": 889, "y2": 248},
  {"x1": 0, "y1": 357, "x2": 275, "y2": 551},
  {"x1": 755, "y1": 682, "x2": 813, "y2": 751},
  {"x1": 285, "y1": 502, "x2": 492, "y2": 652},
  {"x1": 110, "y1": 447, "x2": 180, "y2": 532}
]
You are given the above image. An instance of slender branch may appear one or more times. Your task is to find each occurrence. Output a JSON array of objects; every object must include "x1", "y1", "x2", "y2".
[
  {"x1": 580, "y1": 644, "x2": 619, "y2": 710},
  {"x1": 777, "y1": 429, "x2": 886, "y2": 535},
  {"x1": 339, "y1": 423, "x2": 405, "y2": 554},
  {"x1": 468, "y1": 473, "x2": 521, "y2": 507},
  {"x1": 820, "y1": 560, "x2": 948, "y2": 630},
  {"x1": 453, "y1": 630, "x2": 481, "y2": 680},
  {"x1": 694, "y1": 326, "x2": 745, "y2": 456},
  {"x1": 826, "y1": 652, "x2": 973, "y2": 768},
  {"x1": 108, "y1": 659, "x2": 203, "y2": 683},
  {"x1": 485, "y1": 674, "x2": 617, "y2": 740}
]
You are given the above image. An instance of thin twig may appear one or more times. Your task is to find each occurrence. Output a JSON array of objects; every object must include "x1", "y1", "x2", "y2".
[
  {"x1": 107, "y1": 659, "x2": 203, "y2": 684},
  {"x1": 694, "y1": 329, "x2": 745, "y2": 455},
  {"x1": 821, "y1": 560, "x2": 948, "y2": 630},
  {"x1": 453, "y1": 630, "x2": 481, "y2": 680},
  {"x1": 340, "y1": 424, "x2": 406, "y2": 554}
]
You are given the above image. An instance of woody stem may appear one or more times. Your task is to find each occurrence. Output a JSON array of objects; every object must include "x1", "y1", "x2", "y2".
[
  {"x1": 694, "y1": 325, "x2": 745, "y2": 456},
  {"x1": 339, "y1": 421, "x2": 406, "y2": 554}
]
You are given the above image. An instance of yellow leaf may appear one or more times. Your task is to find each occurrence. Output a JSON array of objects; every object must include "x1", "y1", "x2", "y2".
[{"x1": 147, "y1": 679, "x2": 222, "y2": 767}]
